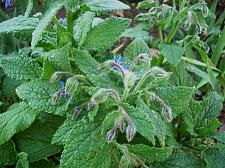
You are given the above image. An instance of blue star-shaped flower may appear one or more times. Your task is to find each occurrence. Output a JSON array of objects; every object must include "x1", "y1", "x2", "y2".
[
  {"x1": 5, "y1": 0, "x2": 10, "y2": 9},
  {"x1": 113, "y1": 56, "x2": 129, "y2": 74}
]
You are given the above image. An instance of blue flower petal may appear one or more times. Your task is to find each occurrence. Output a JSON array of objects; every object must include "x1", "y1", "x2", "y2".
[
  {"x1": 5, "y1": 0, "x2": 10, "y2": 9},
  {"x1": 60, "y1": 81, "x2": 65, "y2": 87},
  {"x1": 116, "y1": 56, "x2": 123, "y2": 64}
]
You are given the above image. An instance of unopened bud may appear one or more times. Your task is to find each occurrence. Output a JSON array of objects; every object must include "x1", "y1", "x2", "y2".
[
  {"x1": 52, "y1": 92, "x2": 60, "y2": 105},
  {"x1": 72, "y1": 106, "x2": 81, "y2": 119},
  {"x1": 87, "y1": 101, "x2": 95, "y2": 111},
  {"x1": 138, "y1": 53, "x2": 149, "y2": 62},
  {"x1": 106, "y1": 129, "x2": 116, "y2": 142},
  {"x1": 50, "y1": 72, "x2": 64, "y2": 83},
  {"x1": 119, "y1": 121, "x2": 127, "y2": 133},
  {"x1": 163, "y1": 106, "x2": 173, "y2": 122},
  {"x1": 126, "y1": 123, "x2": 136, "y2": 142},
  {"x1": 65, "y1": 77, "x2": 78, "y2": 95}
]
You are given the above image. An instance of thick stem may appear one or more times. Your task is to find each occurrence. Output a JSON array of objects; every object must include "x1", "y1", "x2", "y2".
[
  {"x1": 166, "y1": 21, "x2": 180, "y2": 44},
  {"x1": 158, "y1": 26, "x2": 163, "y2": 44},
  {"x1": 67, "y1": 11, "x2": 75, "y2": 34}
]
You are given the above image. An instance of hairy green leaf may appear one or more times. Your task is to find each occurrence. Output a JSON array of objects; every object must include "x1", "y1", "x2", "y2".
[
  {"x1": 82, "y1": 17, "x2": 130, "y2": 52},
  {"x1": 59, "y1": 113, "x2": 106, "y2": 168},
  {"x1": 85, "y1": 0, "x2": 130, "y2": 12},
  {"x1": 136, "y1": 98, "x2": 167, "y2": 145},
  {"x1": 31, "y1": 1, "x2": 63, "y2": 48},
  {"x1": 152, "y1": 86, "x2": 194, "y2": 117},
  {"x1": 202, "y1": 147, "x2": 225, "y2": 168},
  {"x1": 0, "y1": 102, "x2": 39, "y2": 145},
  {"x1": 0, "y1": 16, "x2": 39, "y2": 41},
  {"x1": 16, "y1": 80, "x2": 66, "y2": 116},
  {"x1": 204, "y1": 91, "x2": 223, "y2": 119},
  {"x1": 126, "y1": 144, "x2": 173, "y2": 163},
  {"x1": 14, "y1": 115, "x2": 63, "y2": 162},
  {"x1": 0, "y1": 56, "x2": 42, "y2": 80},
  {"x1": 52, "y1": 118, "x2": 76, "y2": 145},
  {"x1": 124, "y1": 38, "x2": 150, "y2": 60},
  {"x1": 43, "y1": 45, "x2": 71, "y2": 71},
  {"x1": 74, "y1": 12, "x2": 95, "y2": 46},
  {"x1": 91, "y1": 145, "x2": 112, "y2": 168},
  {"x1": 123, "y1": 103, "x2": 156, "y2": 145},
  {"x1": 153, "y1": 149, "x2": 203, "y2": 168},
  {"x1": 72, "y1": 49, "x2": 122, "y2": 92},
  {"x1": 160, "y1": 44, "x2": 184, "y2": 65}
]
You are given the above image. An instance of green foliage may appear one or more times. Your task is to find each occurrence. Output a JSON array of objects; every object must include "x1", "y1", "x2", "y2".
[
  {"x1": 0, "y1": 140, "x2": 17, "y2": 165},
  {"x1": 14, "y1": 115, "x2": 64, "y2": 162},
  {"x1": 0, "y1": 55, "x2": 42, "y2": 80},
  {"x1": 160, "y1": 44, "x2": 184, "y2": 65},
  {"x1": 16, "y1": 80, "x2": 66, "y2": 116},
  {"x1": 0, "y1": 16, "x2": 39, "y2": 41},
  {"x1": 31, "y1": 0, "x2": 64, "y2": 48},
  {"x1": 85, "y1": 0, "x2": 130, "y2": 12},
  {"x1": 0, "y1": 0, "x2": 224, "y2": 167},
  {"x1": 0, "y1": 102, "x2": 39, "y2": 145},
  {"x1": 202, "y1": 147, "x2": 225, "y2": 168},
  {"x1": 82, "y1": 17, "x2": 131, "y2": 52}
]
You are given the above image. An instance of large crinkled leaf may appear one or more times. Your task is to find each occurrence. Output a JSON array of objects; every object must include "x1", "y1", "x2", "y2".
[
  {"x1": 74, "y1": 12, "x2": 95, "y2": 46},
  {"x1": 151, "y1": 86, "x2": 194, "y2": 118},
  {"x1": 0, "y1": 56, "x2": 42, "y2": 80},
  {"x1": 31, "y1": 0, "x2": 64, "y2": 48},
  {"x1": 182, "y1": 100, "x2": 208, "y2": 135},
  {"x1": 160, "y1": 44, "x2": 184, "y2": 65},
  {"x1": 121, "y1": 26, "x2": 151, "y2": 41},
  {"x1": 136, "y1": 98, "x2": 167, "y2": 146},
  {"x1": 82, "y1": 17, "x2": 130, "y2": 52},
  {"x1": 59, "y1": 113, "x2": 106, "y2": 168},
  {"x1": 52, "y1": 118, "x2": 76, "y2": 145},
  {"x1": 72, "y1": 49, "x2": 122, "y2": 92},
  {"x1": 90, "y1": 145, "x2": 112, "y2": 168},
  {"x1": 0, "y1": 16, "x2": 39, "y2": 41},
  {"x1": 152, "y1": 149, "x2": 203, "y2": 168},
  {"x1": 122, "y1": 103, "x2": 156, "y2": 145},
  {"x1": 85, "y1": 0, "x2": 130, "y2": 12},
  {"x1": 126, "y1": 144, "x2": 173, "y2": 164},
  {"x1": 124, "y1": 38, "x2": 150, "y2": 60},
  {"x1": 0, "y1": 102, "x2": 39, "y2": 145},
  {"x1": 16, "y1": 80, "x2": 66, "y2": 116},
  {"x1": 202, "y1": 147, "x2": 225, "y2": 168},
  {"x1": 14, "y1": 115, "x2": 64, "y2": 162},
  {"x1": 0, "y1": 140, "x2": 17, "y2": 165},
  {"x1": 204, "y1": 91, "x2": 223, "y2": 119},
  {"x1": 3, "y1": 77, "x2": 22, "y2": 97},
  {"x1": 166, "y1": 63, "x2": 194, "y2": 87},
  {"x1": 43, "y1": 45, "x2": 71, "y2": 71}
]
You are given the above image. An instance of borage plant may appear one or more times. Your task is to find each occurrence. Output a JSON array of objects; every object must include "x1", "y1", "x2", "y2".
[{"x1": 0, "y1": 0, "x2": 225, "y2": 168}]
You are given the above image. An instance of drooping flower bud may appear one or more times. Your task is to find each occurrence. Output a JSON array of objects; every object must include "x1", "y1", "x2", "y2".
[
  {"x1": 50, "y1": 72, "x2": 64, "y2": 83},
  {"x1": 87, "y1": 101, "x2": 95, "y2": 111},
  {"x1": 163, "y1": 106, "x2": 173, "y2": 122},
  {"x1": 72, "y1": 106, "x2": 81, "y2": 119},
  {"x1": 65, "y1": 77, "x2": 78, "y2": 95},
  {"x1": 106, "y1": 129, "x2": 116, "y2": 143},
  {"x1": 126, "y1": 123, "x2": 136, "y2": 142},
  {"x1": 52, "y1": 92, "x2": 60, "y2": 105},
  {"x1": 119, "y1": 121, "x2": 127, "y2": 133}
]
